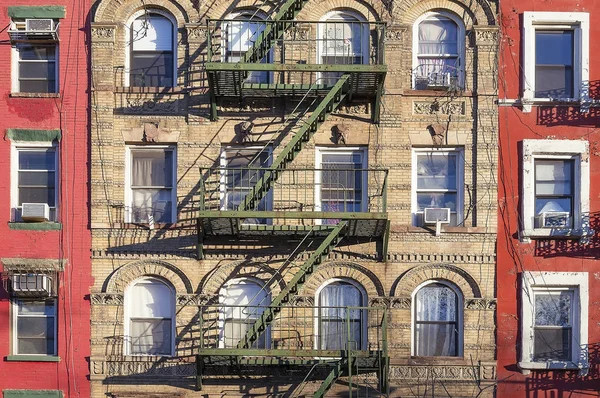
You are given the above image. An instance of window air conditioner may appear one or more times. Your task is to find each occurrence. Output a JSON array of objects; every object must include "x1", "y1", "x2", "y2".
[
  {"x1": 26, "y1": 19, "x2": 54, "y2": 32},
  {"x1": 21, "y1": 203, "x2": 50, "y2": 222},
  {"x1": 424, "y1": 207, "x2": 451, "y2": 224},
  {"x1": 428, "y1": 72, "x2": 458, "y2": 89},
  {"x1": 12, "y1": 274, "x2": 52, "y2": 295},
  {"x1": 537, "y1": 211, "x2": 571, "y2": 228}
]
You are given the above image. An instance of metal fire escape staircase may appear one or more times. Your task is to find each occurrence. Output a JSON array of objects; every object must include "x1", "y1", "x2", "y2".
[{"x1": 195, "y1": 2, "x2": 389, "y2": 395}]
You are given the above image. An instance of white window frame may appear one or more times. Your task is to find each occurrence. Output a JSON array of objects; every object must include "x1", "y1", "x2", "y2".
[
  {"x1": 521, "y1": 139, "x2": 589, "y2": 239},
  {"x1": 124, "y1": 145, "x2": 177, "y2": 224},
  {"x1": 124, "y1": 9, "x2": 177, "y2": 87},
  {"x1": 10, "y1": 142, "x2": 59, "y2": 222},
  {"x1": 520, "y1": 272, "x2": 588, "y2": 374},
  {"x1": 315, "y1": 147, "x2": 368, "y2": 222},
  {"x1": 12, "y1": 299, "x2": 58, "y2": 356},
  {"x1": 316, "y1": 10, "x2": 369, "y2": 84},
  {"x1": 314, "y1": 278, "x2": 368, "y2": 351},
  {"x1": 411, "y1": 279, "x2": 463, "y2": 357},
  {"x1": 411, "y1": 11, "x2": 465, "y2": 89},
  {"x1": 522, "y1": 12, "x2": 589, "y2": 111},
  {"x1": 411, "y1": 147, "x2": 464, "y2": 227},
  {"x1": 11, "y1": 34, "x2": 59, "y2": 94},
  {"x1": 123, "y1": 276, "x2": 175, "y2": 356},
  {"x1": 218, "y1": 278, "x2": 271, "y2": 349}
]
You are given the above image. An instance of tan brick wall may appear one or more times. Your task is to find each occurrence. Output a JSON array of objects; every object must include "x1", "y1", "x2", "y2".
[{"x1": 89, "y1": 0, "x2": 498, "y2": 396}]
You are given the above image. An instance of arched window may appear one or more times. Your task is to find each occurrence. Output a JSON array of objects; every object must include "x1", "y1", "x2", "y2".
[
  {"x1": 317, "y1": 279, "x2": 366, "y2": 350},
  {"x1": 413, "y1": 12, "x2": 464, "y2": 89},
  {"x1": 223, "y1": 12, "x2": 270, "y2": 83},
  {"x1": 220, "y1": 278, "x2": 270, "y2": 348},
  {"x1": 318, "y1": 10, "x2": 368, "y2": 85},
  {"x1": 128, "y1": 11, "x2": 176, "y2": 87},
  {"x1": 413, "y1": 281, "x2": 462, "y2": 357},
  {"x1": 125, "y1": 277, "x2": 175, "y2": 355}
]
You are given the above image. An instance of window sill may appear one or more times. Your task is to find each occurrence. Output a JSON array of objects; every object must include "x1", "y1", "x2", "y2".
[
  {"x1": 406, "y1": 356, "x2": 466, "y2": 365},
  {"x1": 91, "y1": 222, "x2": 175, "y2": 230},
  {"x1": 518, "y1": 361, "x2": 583, "y2": 374},
  {"x1": 9, "y1": 222, "x2": 62, "y2": 231},
  {"x1": 114, "y1": 86, "x2": 185, "y2": 94},
  {"x1": 406, "y1": 226, "x2": 489, "y2": 234},
  {"x1": 403, "y1": 89, "x2": 472, "y2": 97},
  {"x1": 6, "y1": 355, "x2": 61, "y2": 362},
  {"x1": 521, "y1": 228, "x2": 586, "y2": 240},
  {"x1": 10, "y1": 92, "x2": 60, "y2": 98}
]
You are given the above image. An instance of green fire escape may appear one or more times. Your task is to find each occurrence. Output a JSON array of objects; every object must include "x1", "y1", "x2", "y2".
[{"x1": 195, "y1": 1, "x2": 389, "y2": 395}]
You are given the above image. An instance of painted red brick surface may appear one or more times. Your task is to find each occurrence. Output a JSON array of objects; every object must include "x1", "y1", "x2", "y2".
[{"x1": 0, "y1": 1, "x2": 91, "y2": 397}]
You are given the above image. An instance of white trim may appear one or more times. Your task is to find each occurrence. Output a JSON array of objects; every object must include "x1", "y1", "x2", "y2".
[
  {"x1": 411, "y1": 147, "x2": 464, "y2": 227},
  {"x1": 123, "y1": 276, "x2": 176, "y2": 356},
  {"x1": 11, "y1": 41, "x2": 59, "y2": 93},
  {"x1": 314, "y1": 277, "x2": 368, "y2": 351},
  {"x1": 124, "y1": 9, "x2": 177, "y2": 87},
  {"x1": 411, "y1": 11, "x2": 465, "y2": 89},
  {"x1": 521, "y1": 139, "x2": 590, "y2": 239},
  {"x1": 410, "y1": 279, "x2": 463, "y2": 357},
  {"x1": 12, "y1": 298, "x2": 58, "y2": 356},
  {"x1": 522, "y1": 12, "x2": 589, "y2": 112},
  {"x1": 11, "y1": 142, "x2": 59, "y2": 222},
  {"x1": 519, "y1": 272, "x2": 589, "y2": 374},
  {"x1": 124, "y1": 145, "x2": 177, "y2": 224}
]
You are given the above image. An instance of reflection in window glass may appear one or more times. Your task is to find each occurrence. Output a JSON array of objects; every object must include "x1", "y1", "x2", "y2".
[
  {"x1": 414, "y1": 283, "x2": 459, "y2": 356},
  {"x1": 15, "y1": 300, "x2": 56, "y2": 355},
  {"x1": 535, "y1": 30, "x2": 574, "y2": 98},
  {"x1": 534, "y1": 159, "x2": 573, "y2": 228},
  {"x1": 318, "y1": 281, "x2": 364, "y2": 350},
  {"x1": 16, "y1": 148, "x2": 57, "y2": 221},
  {"x1": 17, "y1": 44, "x2": 57, "y2": 93},
  {"x1": 533, "y1": 290, "x2": 573, "y2": 361},
  {"x1": 130, "y1": 14, "x2": 174, "y2": 87}
]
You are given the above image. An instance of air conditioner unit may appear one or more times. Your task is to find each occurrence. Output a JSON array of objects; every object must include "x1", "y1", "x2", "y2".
[
  {"x1": 537, "y1": 211, "x2": 571, "y2": 228},
  {"x1": 21, "y1": 203, "x2": 50, "y2": 222},
  {"x1": 12, "y1": 274, "x2": 52, "y2": 295},
  {"x1": 428, "y1": 73, "x2": 459, "y2": 89},
  {"x1": 26, "y1": 19, "x2": 54, "y2": 32},
  {"x1": 424, "y1": 207, "x2": 451, "y2": 224}
]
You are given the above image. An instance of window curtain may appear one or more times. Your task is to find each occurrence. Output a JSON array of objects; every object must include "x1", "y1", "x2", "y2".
[
  {"x1": 132, "y1": 15, "x2": 173, "y2": 51},
  {"x1": 415, "y1": 284, "x2": 458, "y2": 356},
  {"x1": 319, "y1": 283, "x2": 363, "y2": 350},
  {"x1": 226, "y1": 18, "x2": 268, "y2": 83},
  {"x1": 131, "y1": 151, "x2": 172, "y2": 222},
  {"x1": 221, "y1": 281, "x2": 270, "y2": 348},
  {"x1": 417, "y1": 17, "x2": 458, "y2": 75},
  {"x1": 129, "y1": 280, "x2": 173, "y2": 355}
]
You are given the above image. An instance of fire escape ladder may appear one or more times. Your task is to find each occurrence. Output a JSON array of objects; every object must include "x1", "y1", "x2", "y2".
[
  {"x1": 242, "y1": 0, "x2": 309, "y2": 64},
  {"x1": 313, "y1": 359, "x2": 345, "y2": 398},
  {"x1": 240, "y1": 74, "x2": 351, "y2": 212},
  {"x1": 236, "y1": 221, "x2": 348, "y2": 349}
]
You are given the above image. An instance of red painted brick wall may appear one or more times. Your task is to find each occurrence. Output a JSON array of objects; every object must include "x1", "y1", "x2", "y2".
[
  {"x1": 0, "y1": 1, "x2": 91, "y2": 397},
  {"x1": 498, "y1": 1, "x2": 600, "y2": 396}
]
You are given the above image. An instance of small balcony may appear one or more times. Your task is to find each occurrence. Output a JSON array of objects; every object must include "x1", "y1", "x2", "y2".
[
  {"x1": 204, "y1": 19, "x2": 387, "y2": 99},
  {"x1": 187, "y1": 167, "x2": 389, "y2": 238},
  {"x1": 412, "y1": 63, "x2": 463, "y2": 91}
]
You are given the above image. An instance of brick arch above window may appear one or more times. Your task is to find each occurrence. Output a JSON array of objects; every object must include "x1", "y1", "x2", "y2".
[
  {"x1": 397, "y1": 0, "x2": 489, "y2": 27},
  {"x1": 103, "y1": 259, "x2": 193, "y2": 294},
  {"x1": 93, "y1": 0, "x2": 193, "y2": 25},
  {"x1": 199, "y1": 261, "x2": 284, "y2": 298},
  {"x1": 392, "y1": 263, "x2": 481, "y2": 298},
  {"x1": 301, "y1": 261, "x2": 385, "y2": 299}
]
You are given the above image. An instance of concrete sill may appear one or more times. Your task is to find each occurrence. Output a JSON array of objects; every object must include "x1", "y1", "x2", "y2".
[
  {"x1": 521, "y1": 228, "x2": 584, "y2": 240},
  {"x1": 405, "y1": 226, "x2": 489, "y2": 234},
  {"x1": 113, "y1": 86, "x2": 186, "y2": 94},
  {"x1": 9, "y1": 222, "x2": 62, "y2": 231},
  {"x1": 518, "y1": 361, "x2": 583, "y2": 375},
  {"x1": 6, "y1": 355, "x2": 61, "y2": 362},
  {"x1": 10, "y1": 92, "x2": 60, "y2": 98},
  {"x1": 403, "y1": 89, "x2": 473, "y2": 97}
]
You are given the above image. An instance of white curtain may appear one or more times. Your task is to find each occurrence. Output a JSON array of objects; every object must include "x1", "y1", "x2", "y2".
[
  {"x1": 535, "y1": 160, "x2": 572, "y2": 196},
  {"x1": 221, "y1": 281, "x2": 270, "y2": 348},
  {"x1": 319, "y1": 283, "x2": 363, "y2": 350},
  {"x1": 129, "y1": 280, "x2": 173, "y2": 355},
  {"x1": 131, "y1": 151, "x2": 172, "y2": 222},
  {"x1": 415, "y1": 284, "x2": 458, "y2": 356},
  {"x1": 417, "y1": 17, "x2": 458, "y2": 75},
  {"x1": 132, "y1": 15, "x2": 173, "y2": 51}
]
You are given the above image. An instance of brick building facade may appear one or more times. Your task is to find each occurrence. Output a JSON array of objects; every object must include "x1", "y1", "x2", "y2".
[
  {"x1": 0, "y1": 2, "x2": 92, "y2": 398},
  {"x1": 89, "y1": 0, "x2": 499, "y2": 396},
  {"x1": 497, "y1": 1, "x2": 600, "y2": 396}
]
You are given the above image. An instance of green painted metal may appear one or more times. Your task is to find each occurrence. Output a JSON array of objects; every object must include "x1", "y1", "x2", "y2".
[
  {"x1": 197, "y1": 210, "x2": 387, "y2": 220},
  {"x1": 6, "y1": 128, "x2": 61, "y2": 142},
  {"x1": 8, "y1": 6, "x2": 66, "y2": 19},
  {"x1": 240, "y1": 75, "x2": 350, "y2": 212},
  {"x1": 9, "y1": 222, "x2": 62, "y2": 231},
  {"x1": 314, "y1": 360, "x2": 344, "y2": 398},
  {"x1": 382, "y1": 220, "x2": 391, "y2": 262},
  {"x1": 197, "y1": 348, "x2": 372, "y2": 358},
  {"x1": 5, "y1": 355, "x2": 61, "y2": 362},
  {"x1": 3, "y1": 391, "x2": 63, "y2": 398},
  {"x1": 206, "y1": 62, "x2": 387, "y2": 73},
  {"x1": 236, "y1": 221, "x2": 347, "y2": 349}
]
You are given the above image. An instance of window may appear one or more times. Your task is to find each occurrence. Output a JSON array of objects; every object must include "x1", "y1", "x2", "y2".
[
  {"x1": 223, "y1": 12, "x2": 270, "y2": 83},
  {"x1": 13, "y1": 299, "x2": 57, "y2": 356},
  {"x1": 317, "y1": 280, "x2": 366, "y2": 350},
  {"x1": 126, "y1": 146, "x2": 176, "y2": 224},
  {"x1": 520, "y1": 272, "x2": 588, "y2": 371},
  {"x1": 13, "y1": 44, "x2": 58, "y2": 93},
  {"x1": 413, "y1": 12, "x2": 463, "y2": 89},
  {"x1": 220, "y1": 279, "x2": 270, "y2": 348},
  {"x1": 220, "y1": 147, "x2": 272, "y2": 222},
  {"x1": 128, "y1": 11, "x2": 175, "y2": 87},
  {"x1": 412, "y1": 149, "x2": 463, "y2": 227},
  {"x1": 125, "y1": 277, "x2": 174, "y2": 356},
  {"x1": 315, "y1": 148, "x2": 367, "y2": 224},
  {"x1": 522, "y1": 12, "x2": 589, "y2": 105},
  {"x1": 318, "y1": 11, "x2": 368, "y2": 85},
  {"x1": 413, "y1": 281, "x2": 462, "y2": 357},
  {"x1": 11, "y1": 145, "x2": 58, "y2": 222},
  {"x1": 521, "y1": 139, "x2": 589, "y2": 238}
]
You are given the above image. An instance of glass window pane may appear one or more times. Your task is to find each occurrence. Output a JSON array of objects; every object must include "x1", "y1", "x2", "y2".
[
  {"x1": 130, "y1": 319, "x2": 171, "y2": 355},
  {"x1": 535, "y1": 31, "x2": 574, "y2": 98},
  {"x1": 18, "y1": 338, "x2": 54, "y2": 355},
  {"x1": 130, "y1": 280, "x2": 173, "y2": 318},
  {"x1": 19, "y1": 80, "x2": 56, "y2": 93},
  {"x1": 534, "y1": 328, "x2": 571, "y2": 361},
  {"x1": 418, "y1": 18, "x2": 458, "y2": 55},
  {"x1": 415, "y1": 323, "x2": 457, "y2": 356},
  {"x1": 131, "y1": 150, "x2": 173, "y2": 187},
  {"x1": 535, "y1": 293, "x2": 572, "y2": 327},
  {"x1": 17, "y1": 317, "x2": 53, "y2": 338},
  {"x1": 19, "y1": 187, "x2": 55, "y2": 206},
  {"x1": 18, "y1": 45, "x2": 56, "y2": 60},
  {"x1": 18, "y1": 300, "x2": 54, "y2": 315},
  {"x1": 416, "y1": 192, "x2": 457, "y2": 211},
  {"x1": 416, "y1": 154, "x2": 457, "y2": 189},
  {"x1": 19, "y1": 171, "x2": 56, "y2": 186},
  {"x1": 416, "y1": 283, "x2": 457, "y2": 322},
  {"x1": 19, "y1": 151, "x2": 55, "y2": 170},
  {"x1": 130, "y1": 52, "x2": 173, "y2": 87},
  {"x1": 535, "y1": 160, "x2": 573, "y2": 195},
  {"x1": 132, "y1": 15, "x2": 173, "y2": 51},
  {"x1": 19, "y1": 62, "x2": 55, "y2": 79},
  {"x1": 535, "y1": 198, "x2": 572, "y2": 216}
]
